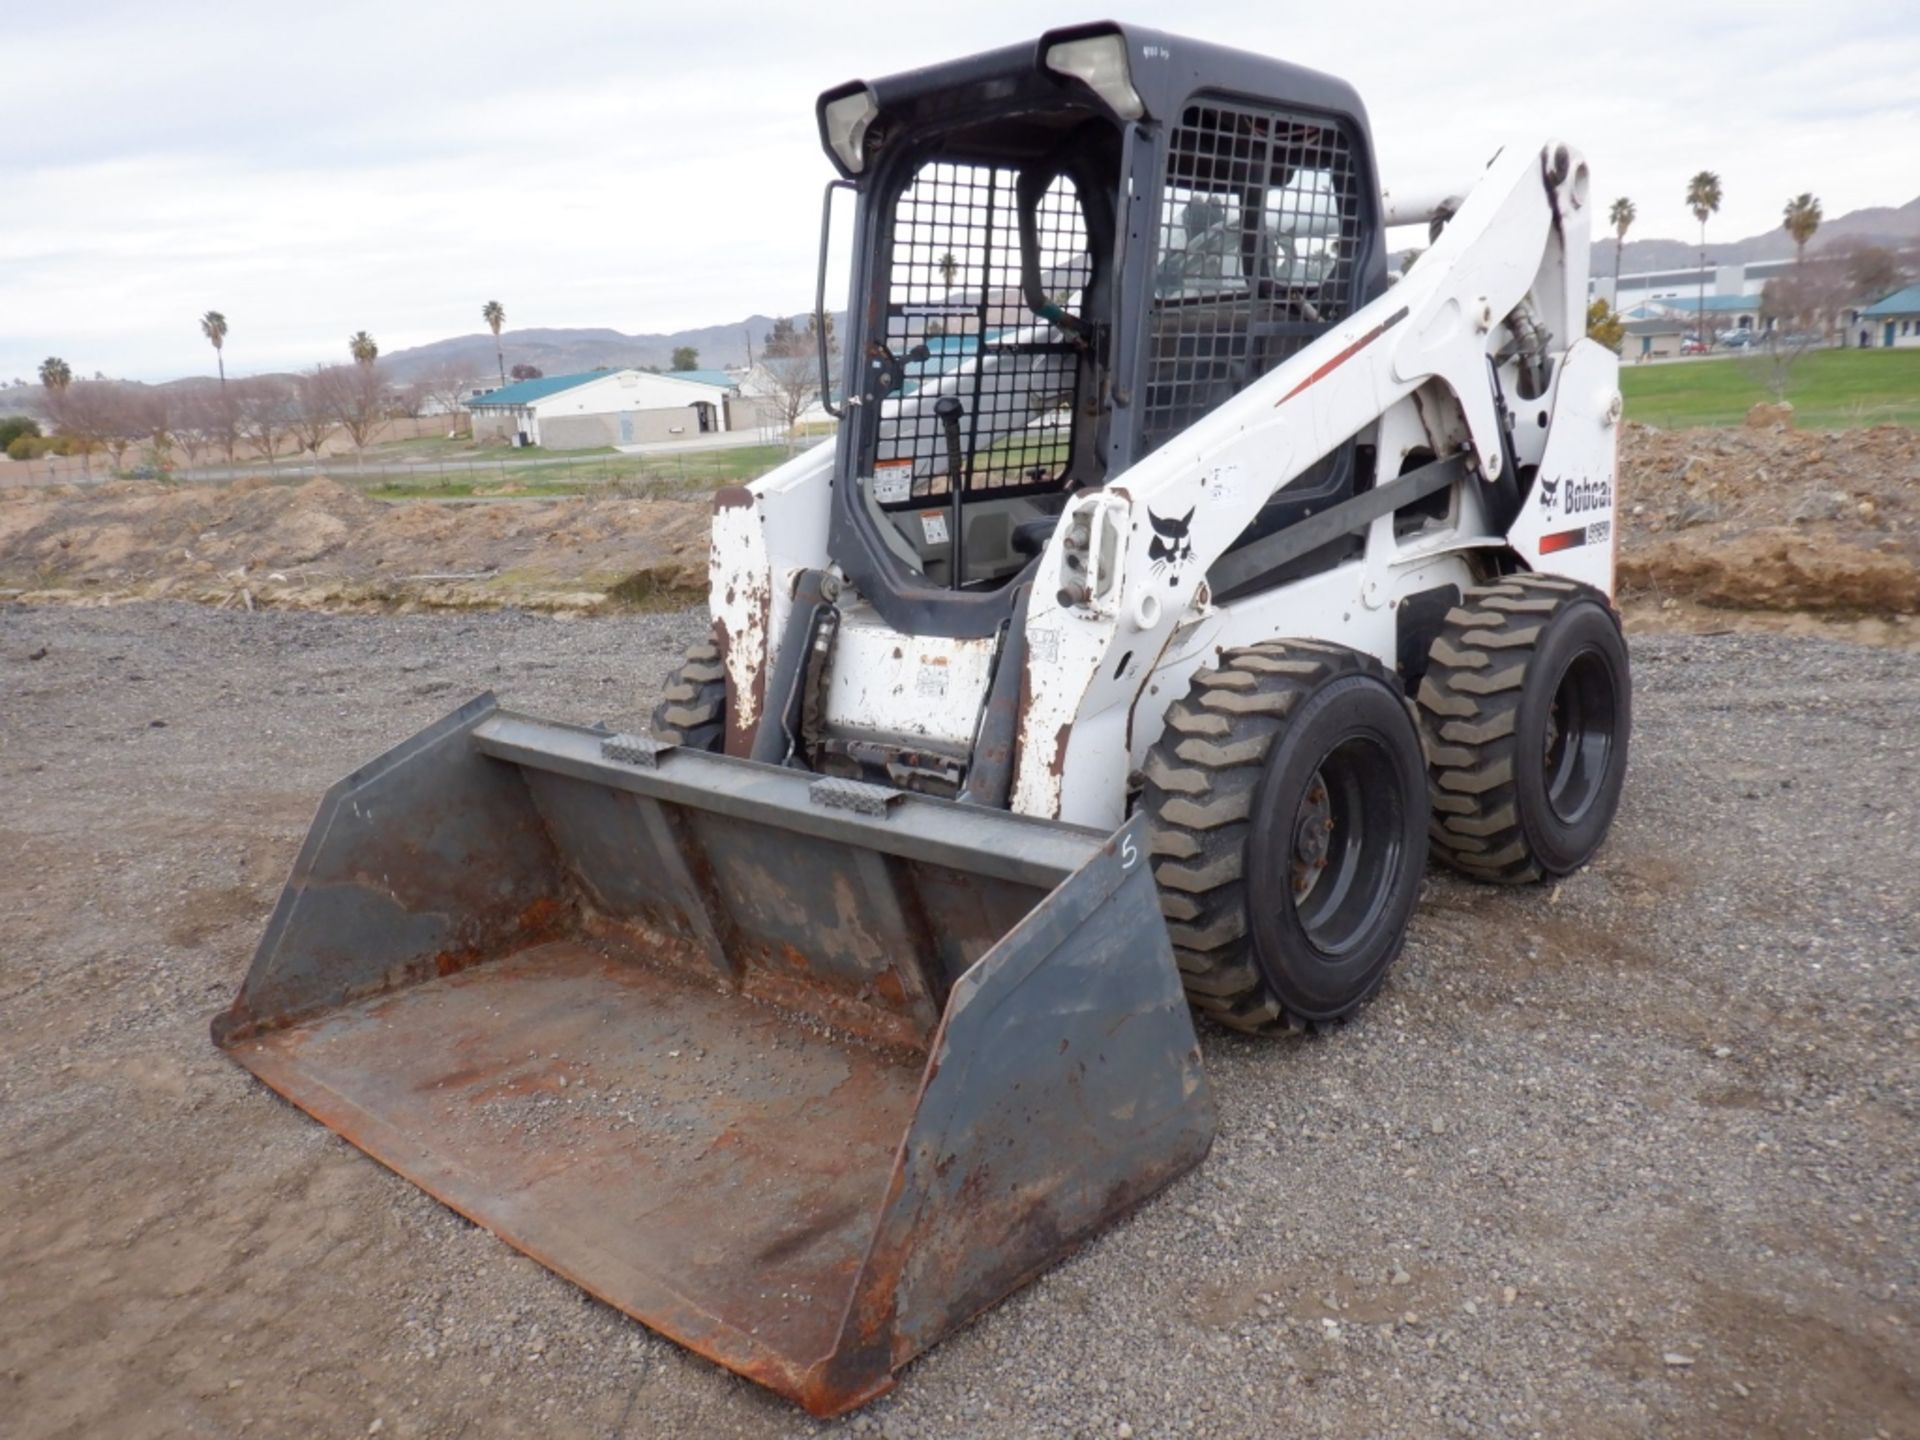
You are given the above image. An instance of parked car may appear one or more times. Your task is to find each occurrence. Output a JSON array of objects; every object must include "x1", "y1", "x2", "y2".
[
  {"x1": 1719, "y1": 330, "x2": 1757, "y2": 349},
  {"x1": 1680, "y1": 338, "x2": 1710, "y2": 356}
]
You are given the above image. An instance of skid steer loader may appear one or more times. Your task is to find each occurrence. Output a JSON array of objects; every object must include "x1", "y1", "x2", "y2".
[{"x1": 217, "y1": 23, "x2": 1630, "y2": 1417}]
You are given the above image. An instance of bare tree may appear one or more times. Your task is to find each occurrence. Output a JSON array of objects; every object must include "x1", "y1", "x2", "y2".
[
  {"x1": 421, "y1": 361, "x2": 476, "y2": 434},
  {"x1": 140, "y1": 388, "x2": 175, "y2": 473},
  {"x1": 290, "y1": 369, "x2": 337, "y2": 469},
  {"x1": 1751, "y1": 264, "x2": 1843, "y2": 399},
  {"x1": 315, "y1": 361, "x2": 388, "y2": 461},
  {"x1": 760, "y1": 351, "x2": 819, "y2": 440},
  {"x1": 68, "y1": 382, "x2": 165, "y2": 473},
  {"x1": 1833, "y1": 240, "x2": 1906, "y2": 307},
  {"x1": 47, "y1": 380, "x2": 120, "y2": 473},
  {"x1": 391, "y1": 380, "x2": 431, "y2": 421},
  {"x1": 171, "y1": 383, "x2": 221, "y2": 469},
  {"x1": 761, "y1": 320, "x2": 827, "y2": 445},
  {"x1": 233, "y1": 376, "x2": 297, "y2": 465}
]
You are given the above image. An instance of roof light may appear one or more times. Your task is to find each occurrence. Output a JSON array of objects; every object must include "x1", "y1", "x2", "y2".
[
  {"x1": 1044, "y1": 32, "x2": 1143, "y2": 122},
  {"x1": 822, "y1": 87, "x2": 879, "y2": 174}
]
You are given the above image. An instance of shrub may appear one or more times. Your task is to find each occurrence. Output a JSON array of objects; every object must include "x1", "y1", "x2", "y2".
[{"x1": 0, "y1": 415, "x2": 41, "y2": 450}]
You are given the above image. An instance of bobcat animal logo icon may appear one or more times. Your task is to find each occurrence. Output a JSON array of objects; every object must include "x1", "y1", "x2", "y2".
[
  {"x1": 1537, "y1": 473, "x2": 1561, "y2": 511},
  {"x1": 1148, "y1": 506, "x2": 1195, "y2": 583}
]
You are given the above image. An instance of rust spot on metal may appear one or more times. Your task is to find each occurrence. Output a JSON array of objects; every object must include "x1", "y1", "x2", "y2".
[
  {"x1": 713, "y1": 485, "x2": 757, "y2": 512},
  {"x1": 517, "y1": 895, "x2": 566, "y2": 938},
  {"x1": 432, "y1": 947, "x2": 480, "y2": 978},
  {"x1": 1047, "y1": 721, "x2": 1071, "y2": 782}
]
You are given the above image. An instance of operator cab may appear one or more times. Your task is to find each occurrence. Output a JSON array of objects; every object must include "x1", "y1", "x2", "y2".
[{"x1": 816, "y1": 24, "x2": 1385, "y2": 637}]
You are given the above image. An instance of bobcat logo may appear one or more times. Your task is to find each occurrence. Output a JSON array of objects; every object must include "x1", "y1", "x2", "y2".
[
  {"x1": 1537, "y1": 473, "x2": 1561, "y2": 511},
  {"x1": 1148, "y1": 506, "x2": 1195, "y2": 584}
]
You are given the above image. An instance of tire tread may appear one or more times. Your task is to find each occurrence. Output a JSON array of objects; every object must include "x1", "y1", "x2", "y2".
[
  {"x1": 1416, "y1": 574, "x2": 1621, "y2": 883},
  {"x1": 1142, "y1": 642, "x2": 1398, "y2": 1036}
]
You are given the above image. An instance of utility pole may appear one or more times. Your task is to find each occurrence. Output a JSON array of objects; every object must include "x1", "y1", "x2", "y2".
[{"x1": 744, "y1": 327, "x2": 754, "y2": 369}]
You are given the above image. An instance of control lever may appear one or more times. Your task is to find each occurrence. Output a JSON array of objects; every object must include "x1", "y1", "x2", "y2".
[{"x1": 934, "y1": 396, "x2": 966, "y2": 589}]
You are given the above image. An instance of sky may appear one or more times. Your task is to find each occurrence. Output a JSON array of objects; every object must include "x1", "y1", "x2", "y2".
[{"x1": 5, "y1": 0, "x2": 1917, "y2": 383}]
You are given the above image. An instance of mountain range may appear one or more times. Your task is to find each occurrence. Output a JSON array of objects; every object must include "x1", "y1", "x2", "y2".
[
  {"x1": 6, "y1": 195, "x2": 1917, "y2": 411},
  {"x1": 1592, "y1": 194, "x2": 1920, "y2": 275},
  {"x1": 378, "y1": 316, "x2": 819, "y2": 386},
  {"x1": 379, "y1": 195, "x2": 1919, "y2": 382}
]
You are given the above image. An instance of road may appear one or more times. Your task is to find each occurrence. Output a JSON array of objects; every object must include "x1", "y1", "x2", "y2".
[{"x1": 2, "y1": 602, "x2": 1915, "y2": 1438}]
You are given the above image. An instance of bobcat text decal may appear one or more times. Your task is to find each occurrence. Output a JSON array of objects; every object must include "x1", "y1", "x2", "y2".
[{"x1": 1539, "y1": 473, "x2": 1611, "y2": 516}]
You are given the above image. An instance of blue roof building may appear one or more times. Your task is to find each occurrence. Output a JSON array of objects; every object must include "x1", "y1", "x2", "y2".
[
  {"x1": 465, "y1": 367, "x2": 746, "y2": 449},
  {"x1": 1855, "y1": 284, "x2": 1920, "y2": 349}
]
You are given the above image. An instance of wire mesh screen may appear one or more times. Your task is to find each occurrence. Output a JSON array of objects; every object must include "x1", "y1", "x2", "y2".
[
  {"x1": 1141, "y1": 99, "x2": 1363, "y2": 457},
  {"x1": 869, "y1": 161, "x2": 1088, "y2": 508}
]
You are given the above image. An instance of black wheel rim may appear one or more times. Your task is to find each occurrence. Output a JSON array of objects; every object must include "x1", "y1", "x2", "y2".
[
  {"x1": 1543, "y1": 646, "x2": 1617, "y2": 825},
  {"x1": 1285, "y1": 736, "x2": 1404, "y2": 958}
]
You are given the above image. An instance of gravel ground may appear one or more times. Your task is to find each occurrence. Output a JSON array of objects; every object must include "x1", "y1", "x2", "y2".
[{"x1": 2, "y1": 601, "x2": 1916, "y2": 1440}]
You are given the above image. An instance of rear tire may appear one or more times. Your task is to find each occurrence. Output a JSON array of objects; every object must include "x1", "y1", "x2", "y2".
[
  {"x1": 1417, "y1": 574, "x2": 1631, "y2": 882},
  {"x1": 650, "y1": 633, "x2": 727, "y2": 752},
  {"x1": 1142, "y1": 641, "x2": 1430, "y2": 1036}
]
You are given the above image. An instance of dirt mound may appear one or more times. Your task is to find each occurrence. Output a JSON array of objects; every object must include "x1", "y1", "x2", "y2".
[
  {"x1": 6, "y1": 424, "x2": 1918, "y2": 622},
  {"x1": 1617, "y1": 422, "x2": 1920, "y2": 616},
  {"x1": 0, "y1": 477, "x2": 711, "y2": 614}
]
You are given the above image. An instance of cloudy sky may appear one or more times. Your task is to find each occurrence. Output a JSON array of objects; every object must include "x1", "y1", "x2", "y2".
[{"x1": 6, "y1": 0, "x2": 1916, "y2": 383}]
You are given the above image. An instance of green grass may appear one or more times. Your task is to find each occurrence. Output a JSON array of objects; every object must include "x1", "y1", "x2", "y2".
[
  {"x1": 360, "y1": 443, "x2": 800, "y2": 501},
  {"x1": 364, "y1": 434, "x2": 620, "y2": 460},
  {"x1": 1620, "y1": 348, "x2": 1920, "y2": 428}
]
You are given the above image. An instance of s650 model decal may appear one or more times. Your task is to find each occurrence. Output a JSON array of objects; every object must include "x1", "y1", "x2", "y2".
[{"x1": 1540, "y1": 518, "x2": 1608, "y2": 553}]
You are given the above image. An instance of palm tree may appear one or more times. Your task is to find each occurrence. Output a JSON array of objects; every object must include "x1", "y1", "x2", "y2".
[
  {"x1": 200, "y1": 310, "x2": 229, "y2": 388},
  {"x1": 349, "y1": 331, "x2": 379, "y2": 366},
  {"x1": 38, "y1": 356, "x2": 72, "y2": 393},
  {"x1": 1608, "y1": 198, "x2": 1636, "y2": 297},
  {"x1": 482, "y1": 300, "x2": 506, "y2": 387},
  {"x1": 937, "y1": 251, "x2": 959, "y2": 298},
  {"x1": 1686, "y1": 170, "x2": 1722, "y2": 349},
  {"x1": 200, "y1": 311, "x2": 232, "y2": 461},
  {"x1": 1782, "y1": 192, "x2": 1822, "y2": 266}
]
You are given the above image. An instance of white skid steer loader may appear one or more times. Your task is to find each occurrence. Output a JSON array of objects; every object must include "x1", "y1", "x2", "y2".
[{"x1": 218, "y1": 24, "x2": 1629, "y2": 1418}]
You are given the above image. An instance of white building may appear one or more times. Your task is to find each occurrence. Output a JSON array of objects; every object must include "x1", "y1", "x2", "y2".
[
  {"x1": 1853, "y1": 284, "x2": 1920, "y2": 349},
  {"x1": 1592, "y1": 257, "x2": 1795, "y2": 313},
  {"x1": 466, "y1": 368, "x2": 745, "y2": 448}
]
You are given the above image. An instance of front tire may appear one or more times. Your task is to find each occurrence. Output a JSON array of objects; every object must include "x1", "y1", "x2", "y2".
[
  {"x1": 1142, "y1": 642, "x2": 1430, "y2": 1035},
  {"x1": 650, "y1": 632, "x2": 727, "y2": 752},
  {"x1": 1417, "y1": 574, "x2": 1631, "y2": 882}
]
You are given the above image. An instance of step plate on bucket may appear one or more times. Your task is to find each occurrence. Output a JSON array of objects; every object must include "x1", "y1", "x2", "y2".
[{"x1": 228, "y1": 939, "x2": 918, "y2": 1394}]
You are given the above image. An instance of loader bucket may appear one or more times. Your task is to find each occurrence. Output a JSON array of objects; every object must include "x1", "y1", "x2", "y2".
[{"x1": 213, "y1": 694, "x2": 1214, "y2": 1416}]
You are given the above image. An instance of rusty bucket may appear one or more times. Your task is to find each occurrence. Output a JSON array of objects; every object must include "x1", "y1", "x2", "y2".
[{"x1": 213, "y1": 694, "x2": 1215, "y2": 1416}]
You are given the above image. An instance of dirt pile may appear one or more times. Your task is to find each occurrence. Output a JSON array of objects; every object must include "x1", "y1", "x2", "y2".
[
  {"x1": 0, "y1": 476, "x2": 712, "y2": 613},
  {"x1": 5, "y1": 423, "x2": 1918, "y2": 622},
  {"x1": 1617, "y1": 422, "x2": 1920, "y2": 615}
]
